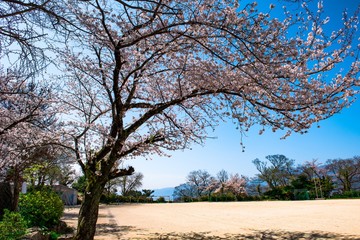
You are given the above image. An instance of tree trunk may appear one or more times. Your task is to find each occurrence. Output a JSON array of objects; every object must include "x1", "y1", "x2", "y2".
[
  {"x1": 11, "y1": 177, "x2": 21, "y2": 211},
  {"x1": 74, "y1": 177, "x2": 106, "y2": 240},
  {"x1": 0, "y1": 182, "x2": 12, "y2": 217}
]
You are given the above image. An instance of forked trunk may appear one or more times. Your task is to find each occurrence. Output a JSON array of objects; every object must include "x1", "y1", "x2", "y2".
[{"x1": 74, "y1": 179, "x2": 106, "y2": 240}]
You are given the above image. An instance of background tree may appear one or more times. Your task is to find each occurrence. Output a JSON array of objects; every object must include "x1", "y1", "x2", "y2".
[
  {"x1": 53, "y1": 0, "x2": 359, "y2": 238},
  {"x1": 173, "y1": 183, "x2": 197, "y2": 201},
  {"x1": 253, "y1": 154, "x2": 295, "y2": 190},
  {"x1": 141, "y1": 189, "x2": 155, "y2": 198},
  {"x1": 103, "y1": 178, "x2": 122, "y2": 197},
  {"x1": 119, "y1": 172, "x2": 144, "y2": 197},
  {"x1": 325, "y1": 157, "x2": 360, "y2": 193},
  {"x1": 245, "y1": 177, "x2": 265, "y2": 197},
  {"x1": 296, "y1": 160, "x2": 334, "y2": 198},
  {"x1": 186, "y1": 170, "x2": 213, "y2": 198},
  {"x1": 216, "y1": 169, "x2": 229, "y2": 195},
  {"x1": 224, "y1": 174, "x2": 247, "y2": 198}
]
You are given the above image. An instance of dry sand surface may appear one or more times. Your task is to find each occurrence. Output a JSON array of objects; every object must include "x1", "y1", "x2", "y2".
[{"x1": 62, "y1": 199, "x2": 360, "y2": 239}]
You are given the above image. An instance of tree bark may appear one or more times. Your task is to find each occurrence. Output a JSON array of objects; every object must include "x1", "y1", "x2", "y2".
[
  {"x1": 73, "y1": 177, "x2": 106, "y2": 240},
  {"x1": 11, "y1": 176, "x2": 21, "y2": 211},
  {"x1": 0, "y1": 182, "x2": 12, "y2": 217}
]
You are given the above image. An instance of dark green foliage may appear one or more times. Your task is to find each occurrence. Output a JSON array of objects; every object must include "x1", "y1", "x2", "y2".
[
  {"x1": 331, "y1": 190, "x2": 360, "y2": 199},
  {"x1": 319, "y1": 176, "x2": 334, "y2": 198},
  {"x1": 216, "y1": 193, "x2": 237, "y2": 201},
  {"x1": 72, "y1": 175, "x2": 87, "y2": 193},
  {"x1": 49, "y1": 230, "x2": 61, "y2": 240},
  {"x1": 0, "y1": 209, "x2": 28, "y2": 240},
  {"x1": 157, "y1": 197, "x2": 166, "y2": 203},
  {"x1": 291, "y1": 175, "x2": 312, "y2": 189},
  {"x1": 142, "y1": 189, "x2": 155, "y2": 197},
  {"x1": 19, "y1": 189, "x2": 64, "y2": 228},
  {"x1": 200, "y1": 195, "x2": 209, "y2": 201},
  {"x1": 263, "y1": 186, "x2": 294, "y2": 200}
]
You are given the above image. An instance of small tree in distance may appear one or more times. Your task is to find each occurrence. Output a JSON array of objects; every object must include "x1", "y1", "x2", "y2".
[
  {"x1": 119, "y1": 172, "x2": 144, "y2": 197},
  {"x1": 326, "y1": 157, "x2": 360, "y2": 193},
  {"x1": 253, "y1": 154, "x2": 295, "y2": 190}
]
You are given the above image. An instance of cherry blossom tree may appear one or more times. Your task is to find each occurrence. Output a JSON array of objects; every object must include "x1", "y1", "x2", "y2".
[
  {"x1": 56, "y1": 0, "x2": 359, "y2": 238},
  {"x1": 186, "y1": 170, "x2": 213, "y2": 197},
  {"x1": 224, "y1": 173, "x2": 247, "y2": 197},
  {"x1": 0, "y1": 73, "x2": 58, "y2": 210},
  {"x1": 0, "y1": 0, "x2": 78, "y2": 74},
  {"x1": 0, "y1": 0, "x2": 78, "y2": 212}
]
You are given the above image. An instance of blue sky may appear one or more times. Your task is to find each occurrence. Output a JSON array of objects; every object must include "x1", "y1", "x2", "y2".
[{"x1": 127, "y1": 0, "x2": 360, "y2": 190}]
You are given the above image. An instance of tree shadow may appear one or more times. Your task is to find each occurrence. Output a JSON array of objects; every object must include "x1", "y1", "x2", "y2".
[
  {"x1": 62, "y1": 211, "x2": 78, "y2": 220},
  {"x1": 144, "y1": 230, "x2": 360, "y2": 240},
  {"x1": 95, "y1": 223, "x2": 145, "y2": 239}
]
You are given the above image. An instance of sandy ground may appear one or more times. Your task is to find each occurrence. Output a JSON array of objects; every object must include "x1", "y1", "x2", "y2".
[{"x1": 62, "y1": 199, "x2": 360, "y2": 239}]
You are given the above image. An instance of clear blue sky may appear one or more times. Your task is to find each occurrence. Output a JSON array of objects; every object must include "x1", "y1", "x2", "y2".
[{"x1": 128, "y1": 0, "x2": 360, "y2": 190}]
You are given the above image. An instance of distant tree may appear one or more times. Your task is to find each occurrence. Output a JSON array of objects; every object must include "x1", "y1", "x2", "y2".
[
  {"x1": 245, "y1": 177, "x2": 265, "y2": 196},
  {"x1": 224, "y1": 174, "x2": 247, "y2": 197},
  {"x1": 142, "y1": 189, "x2": 155, "y2": 198},
  {"x1": 119, "y1": 172, "x2": 144, "y2": 196},
  {"x1": 253, "y1": 154, "x2": 295, "y2": 190},
  {"x1": 216, "y1": 170, "x2": 229, "y2": 195},
  {"x1": 325, "y1": 157, "x2": 360, "y2": 193},
  {"x1": 296, "y1": 160, "x2": 334, "y2": 198},
  {"x1": 173, "y1": 183, "x2": 197, "y2": 201},
  {"x1": 104, "y1": 178, "x2": 121, "y2": 197},
  {"x1": 186, "y1": 170, "x2": 214, "y2": 197}
]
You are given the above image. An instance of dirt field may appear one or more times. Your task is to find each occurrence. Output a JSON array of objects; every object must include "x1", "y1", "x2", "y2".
[{"x1": 62, "y1": 199, "x2": 360, "y2": 239}]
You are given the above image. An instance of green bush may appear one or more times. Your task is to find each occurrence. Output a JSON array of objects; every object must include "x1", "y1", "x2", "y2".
[
  {"x1": 0, "y1": 209, "x2": 28, "y2": 240},
  {"x1": 19, "y1": 189, "x2": 64, "y2": 228},
  {"x1": 157, "y1": 196, "x2": 166, "y2": 203},
  {"x1": 263, "y1": 186, "x2": 294, "y2": 200}
]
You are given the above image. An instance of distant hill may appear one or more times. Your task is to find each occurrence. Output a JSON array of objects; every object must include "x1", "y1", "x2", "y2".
[{"x1": 152, "y1": 187, "x2": 174, "y2": 197}]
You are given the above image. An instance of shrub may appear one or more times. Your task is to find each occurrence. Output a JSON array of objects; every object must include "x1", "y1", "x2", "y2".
[
  {"x1": 19, "y1": 189, "x2": 64, "y2": 228},
  {"x1": 263, "y1": 186, "x2": 294, "y2": 200},
  {"x1": 0, "y1": 209, "x2": 28, "y2": 240},
  {"x1": 157, "y1": 197, "x2": 166, "y2": 203}
]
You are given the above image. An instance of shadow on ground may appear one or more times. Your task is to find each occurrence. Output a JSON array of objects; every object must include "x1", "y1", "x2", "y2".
[
  {"x1": 62, "y1": 211, "x2": 78, "y2": 220},
  {"x1": 144, "y1": 230, "x2": 360, "y2": 240}
]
